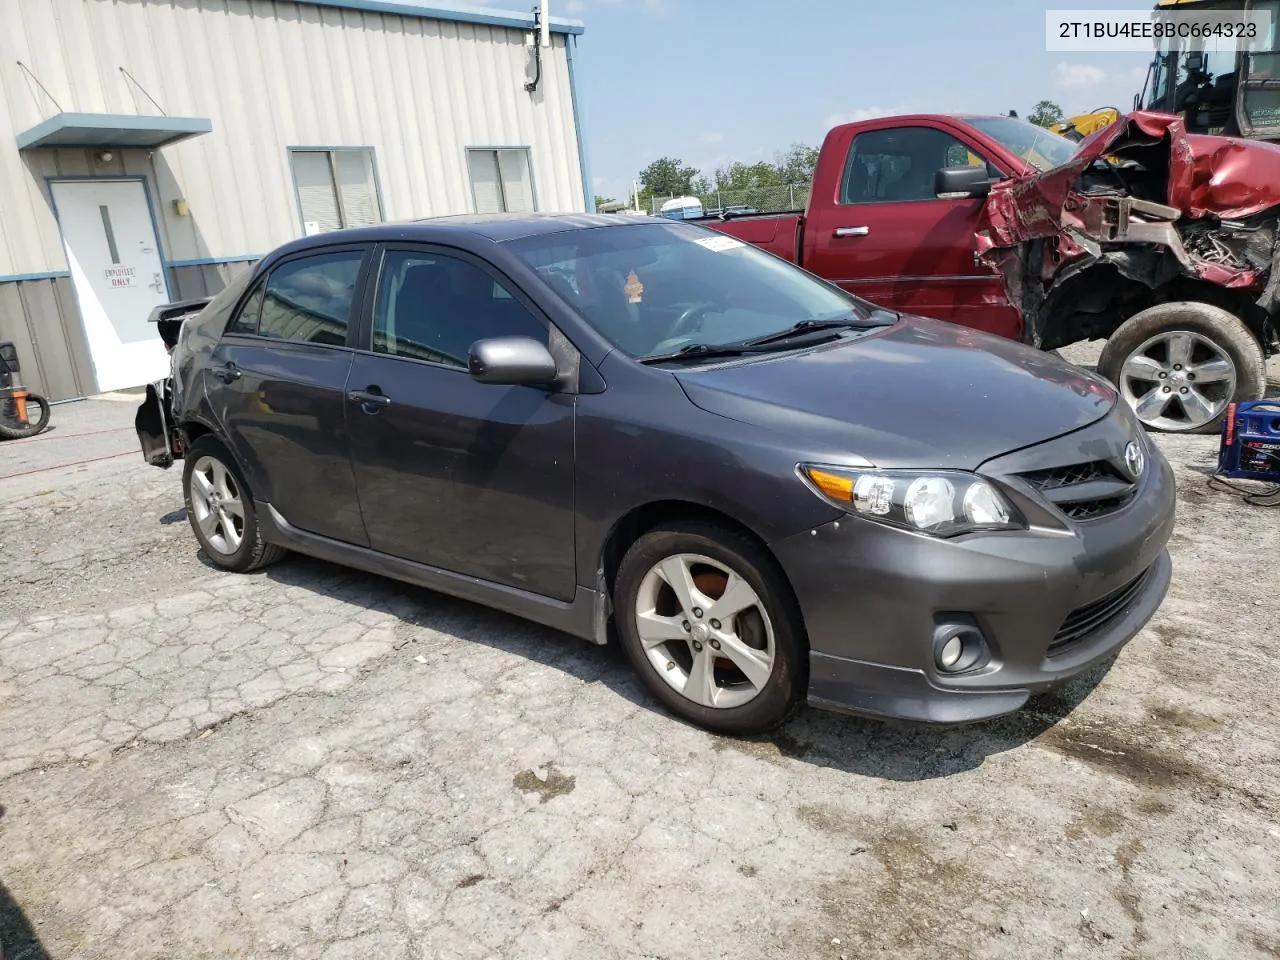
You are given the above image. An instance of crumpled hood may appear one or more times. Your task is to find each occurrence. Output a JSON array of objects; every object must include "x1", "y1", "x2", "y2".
[
  {"x1": 977, "y1": 111, "x2": 1280, "y2": 254},
  {"x1": 675, "y1": 317, "x2": 1116, "y2": 470}
]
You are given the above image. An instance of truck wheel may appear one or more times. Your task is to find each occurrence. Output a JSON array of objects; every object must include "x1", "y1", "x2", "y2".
[{"x1": 1099, "y1": 302, "x2": 1266, "y2": 434}]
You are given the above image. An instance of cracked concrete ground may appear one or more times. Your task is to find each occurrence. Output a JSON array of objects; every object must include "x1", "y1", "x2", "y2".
[{"x1": 2, "y1": 354, "x2": 1279, "y2": 959}]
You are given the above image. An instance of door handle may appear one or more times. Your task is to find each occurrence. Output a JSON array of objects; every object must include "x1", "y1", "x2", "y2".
[
  {"x1": 348, "y1": 388, "x2": 392, "y2": 411},
  {"x1": 212, "y1": 362, "x2": 241, "y2": 383},
  {"x1": 834, "y1": 226, "x2": 870, "y2": 238}
]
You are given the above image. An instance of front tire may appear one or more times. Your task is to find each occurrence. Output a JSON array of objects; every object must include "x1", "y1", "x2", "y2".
[
  {"x1": 613, "y1": 522, "x2": 807, "y2": 736},
  {"x1": 1098, "y1": 302, "x2": 1266, "y2": 434},
  {"x1": 182, "y1": 436, "x2": 285, "y2": 573}
]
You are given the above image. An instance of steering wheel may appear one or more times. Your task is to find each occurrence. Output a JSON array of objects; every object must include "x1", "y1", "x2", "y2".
[{"x1": 666, "y1": 301, "x2": 720, "y2": 341}]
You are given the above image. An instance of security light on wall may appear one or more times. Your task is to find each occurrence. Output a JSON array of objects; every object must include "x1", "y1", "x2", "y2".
[{"x1": 95, "y1": 150, "x2": 114, "y2": 165}]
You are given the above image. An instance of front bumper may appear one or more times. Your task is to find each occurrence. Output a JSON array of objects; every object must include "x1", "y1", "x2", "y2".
[{"x1": 771, "y1": 422, "x2": 1176, "y2": 724}]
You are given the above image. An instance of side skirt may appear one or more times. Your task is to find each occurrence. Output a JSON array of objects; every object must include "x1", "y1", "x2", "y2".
[{"x1": 256, "y1": 502, "x2": 608, "y2": 645}]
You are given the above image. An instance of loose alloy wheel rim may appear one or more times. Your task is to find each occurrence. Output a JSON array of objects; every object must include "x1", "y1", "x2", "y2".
[
  {"x1": 189, "y1": 455, "x2": 246, "y2": 556},
  {"x1": 634, "y1": 553, "x2": 776, "y2": 710},
  {"x1": 1119, "y1": 330, "x2": 1237, "y2": 431}
]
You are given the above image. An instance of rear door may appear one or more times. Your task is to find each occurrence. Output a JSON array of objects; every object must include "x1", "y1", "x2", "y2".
[
  {"x1": 210, "y1": 246, "x2": 372, "y2": 546},
  {"x1": 345, "y1": 244, "x2": 577, "y2": 601},
  {"x1": 805, "y1": 122, "x2": 1022, "y2": 338}
]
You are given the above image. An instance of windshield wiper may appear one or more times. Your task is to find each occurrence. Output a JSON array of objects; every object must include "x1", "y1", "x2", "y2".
[
  {"x1": 744, "y1": 313, "x2": 894, "y2": 347},
  {"x1": 638, "y1": 342, "x2": 766, "y2": 365}
]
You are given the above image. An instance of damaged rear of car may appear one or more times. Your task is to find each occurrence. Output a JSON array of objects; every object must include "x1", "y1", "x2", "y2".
[
  {"x1": 976, "y1": 111, "x2": 1280, "y2": 432},
  {"x1": 135, "y1": 271, "x2": 254, "y2": 468}
]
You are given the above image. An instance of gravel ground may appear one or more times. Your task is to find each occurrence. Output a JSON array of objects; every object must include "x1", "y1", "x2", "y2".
[{"x1": 1, "y1": 352, "x2": 1278, "y2": 960}]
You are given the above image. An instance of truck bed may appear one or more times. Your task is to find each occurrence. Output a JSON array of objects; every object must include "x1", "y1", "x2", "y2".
[{"x1": 695, "y1": 212, "x2": 804, "y2": 264}]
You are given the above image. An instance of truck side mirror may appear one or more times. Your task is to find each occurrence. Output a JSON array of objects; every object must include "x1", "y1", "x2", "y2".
[{"x1": 934, "y1": 165, "x2": 993, "y2": 199}]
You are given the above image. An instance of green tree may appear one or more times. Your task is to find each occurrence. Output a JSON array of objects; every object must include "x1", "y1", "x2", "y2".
[
  {"x1": 775, "y1": 143, "x2": 820, "y2": 184},
  {"x1": 638, "y1": 156, "x2": 701, "y2": 198},
  {"x1": 593, "y1": 195, "x2": 616, "y2": 210},
  {"x1": 1028, "y1": 100, "x2": 1065, "y2": 128}
]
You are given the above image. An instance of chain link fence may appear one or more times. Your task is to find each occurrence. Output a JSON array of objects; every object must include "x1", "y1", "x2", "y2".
[{"x1": 646, "y1": 183, "x2": 811, "y2": 217}]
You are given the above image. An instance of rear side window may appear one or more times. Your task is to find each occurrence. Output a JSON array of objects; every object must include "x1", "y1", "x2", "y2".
[
  {"x1": 372, "y1": 251, "x2": 546, "y2": 369},
  {"x1": 257, "y1": 251, "x2": 365, "y2": 346},
  {"x1": 841, "y1": 127, "x2": 989, "y2": 204},
  {"x1": 225, "y1": 281, "x2": 265, "y2": 336}
]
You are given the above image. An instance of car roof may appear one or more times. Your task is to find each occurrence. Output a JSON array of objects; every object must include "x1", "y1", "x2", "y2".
[{"x1": 268, "y1": 213, "x2": 652, "y2": 259}]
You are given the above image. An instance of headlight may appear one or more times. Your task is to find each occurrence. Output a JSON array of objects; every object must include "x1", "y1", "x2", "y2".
[{"x1": 799, "y1": 464, "x2": 1024, "y2": 537}]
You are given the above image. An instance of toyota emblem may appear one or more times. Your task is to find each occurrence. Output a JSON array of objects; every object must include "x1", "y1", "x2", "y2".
[{"x1": 1124, "y1": 441, "x2": 1145, "y2": 480}]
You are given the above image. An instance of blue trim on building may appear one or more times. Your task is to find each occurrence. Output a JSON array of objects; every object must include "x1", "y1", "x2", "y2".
[
  {"x1": 295, "y1": 0, "x2": 584, "y2": 33},
  {"x1": 17, "y1": 113, "x2": 212, "y2": 151},
  {"x1": 168, "y1": 255, "x2": 263, "y2": 269},
  {"x1": 0, "y1": 270, "x2": 72, "y2": 283},
  {"x1": 565, "y1": 34, "x2": 594, "y2": 213}
]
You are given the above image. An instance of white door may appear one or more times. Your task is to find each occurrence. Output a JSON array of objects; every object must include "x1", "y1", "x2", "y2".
[{"x1": 50, "y1": 179, "x2": 171, "y2": 392}]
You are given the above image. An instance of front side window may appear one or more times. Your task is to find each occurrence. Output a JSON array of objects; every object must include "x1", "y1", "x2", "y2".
[
  {"x1": 258, "y1": 251, "x2": 364, "y2": 346},
  {"x1": 290, "y1": 149, "x2": 382, "y2": 234},
  {"x1": 509, "y1": 221, "x2": 870, "y2": 359},
  {"x1": 841, "y1": 126, "x2": 992, "y2": 204},
  {"x1": 466, "y1": 148, "x2": 536, "y2": 214},
  {"x1": 372, "y1": 250, "x2": 546, "y2": 369}
]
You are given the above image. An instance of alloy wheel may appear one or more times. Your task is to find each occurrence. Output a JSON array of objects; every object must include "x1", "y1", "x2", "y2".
[
  {"x1": 1119, "y1": 330, "x2": 1237, "y2": 432},
  {"x1": 633, "y1": 553, "x2": 775, "y2": 709},
  {"x1": 188, "y1": 455, "x2": 246, "y2": 556}
]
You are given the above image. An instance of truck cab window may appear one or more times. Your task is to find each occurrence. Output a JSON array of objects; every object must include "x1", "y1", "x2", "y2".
[{"x1": 841, "y1": 127, "x2": 986, "y2": 204}]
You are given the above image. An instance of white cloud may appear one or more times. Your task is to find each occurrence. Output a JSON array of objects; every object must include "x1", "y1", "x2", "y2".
[
  {"x1": 699, "y1": 132, "x2": 724, "y2": 144},
  {"x1": 824, "y1": 105, "x2": 912, "y2": 127},
  {"x1": 1054, "y1": 62, "x2": 1107, "y2": 90},
  {"x1": 565, "y1": 0, "x2": 585, "y2": 11}
]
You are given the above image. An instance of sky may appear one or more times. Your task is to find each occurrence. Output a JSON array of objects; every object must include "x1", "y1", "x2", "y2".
[{"x1": 562, "y1": 0, "x2": 1155, "y2": 203}]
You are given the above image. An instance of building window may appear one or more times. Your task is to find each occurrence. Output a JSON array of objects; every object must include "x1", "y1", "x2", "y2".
[
  {"x1": 466, "y1": 148, "x2": 536, "y2": 214},
  {"x1": 290, "y1": 149, "x2": 382, "y2": 234}
]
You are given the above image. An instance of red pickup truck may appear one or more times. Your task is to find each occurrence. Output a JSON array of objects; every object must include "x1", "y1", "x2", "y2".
[{"x1": 703, "y1": 111, "x2": 1280, "y2": 433}]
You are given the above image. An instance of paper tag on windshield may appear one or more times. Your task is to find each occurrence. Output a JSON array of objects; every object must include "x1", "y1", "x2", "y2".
[
  {"x1": 695, "y1": 235, "x2": 745, "y2": 253},
  {"x1": 624, "y1": 269, "x2": 644, "y2": 304}
]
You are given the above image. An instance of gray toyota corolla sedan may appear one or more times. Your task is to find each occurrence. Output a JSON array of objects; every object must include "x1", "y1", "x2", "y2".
[{"x1": 135, "y1": 214, "x2": 1174, "y2": 735}]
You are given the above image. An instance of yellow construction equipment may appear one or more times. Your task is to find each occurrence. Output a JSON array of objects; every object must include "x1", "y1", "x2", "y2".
[
  {"x1": 1050, "y1": 107, "x2": 1123, "y2": 141},
  {"x1": 1137, "y1": 0, "x2": 1280, "y2": 140}
]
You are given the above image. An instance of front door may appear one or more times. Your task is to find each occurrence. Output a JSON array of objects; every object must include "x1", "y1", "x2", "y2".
[
  {"x1": 50, "y1": 179, "x2": 171, "y2": 392},
  {"x1": 804, "y1": 123, "x2": 1023, "y2": 339},
  {"x1": 346, "y1": 245, "x2": 577, "y2": 602}
]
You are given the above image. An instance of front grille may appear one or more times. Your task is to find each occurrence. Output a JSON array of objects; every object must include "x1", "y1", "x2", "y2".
[
  {"x1": 1017, "y1": 459, "x2": 1135, "y2": 522},
  {"x1": 1021, "y1": 460, "x2": 1122, "y2": 491},
  {"x1": 1049, "y1": 568, "x2": 1151, "y2": 654},
  {"x1": 1059, "y1": 493, "x2": 1134, "y2": 521}
]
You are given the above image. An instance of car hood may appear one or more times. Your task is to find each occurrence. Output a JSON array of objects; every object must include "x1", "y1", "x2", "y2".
[{"x1": 674, "y1": 318, "x2": 1116, "y2": 470}]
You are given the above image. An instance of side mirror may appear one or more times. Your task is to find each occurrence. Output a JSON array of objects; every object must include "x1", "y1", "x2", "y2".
[
  {"x1": 934, "y1": 165, "x2": 994, "y2": 199},
  {"x1": 468, "y1": 336, "x2": 558, "y2": 386}
]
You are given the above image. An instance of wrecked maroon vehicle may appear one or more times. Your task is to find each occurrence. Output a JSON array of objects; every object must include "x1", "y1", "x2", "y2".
[{"x1": 702, "y1": 111, "x2": 1278, "y2": 433}]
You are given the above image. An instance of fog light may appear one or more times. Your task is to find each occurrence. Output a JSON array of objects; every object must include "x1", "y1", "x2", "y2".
[
  {"x1": 932, "y1": 621, "x2": 989, "y2": 674},
  {"x1": 938, "y1": 635, "x2": 964, "y2": 669}
]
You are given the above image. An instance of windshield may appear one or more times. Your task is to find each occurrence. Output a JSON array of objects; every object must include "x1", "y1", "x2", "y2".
[
  {"x1": 507, "y1": 221, "x2": 873, "y2": 359},
  {"x1": 962, "y1": 116, "x2": 1078, "y2": 172}
]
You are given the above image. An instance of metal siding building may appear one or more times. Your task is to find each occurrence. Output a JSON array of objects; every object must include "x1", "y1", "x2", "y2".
[{"x1": 0, "y1": 0, "x2": 589, "y2": 400}]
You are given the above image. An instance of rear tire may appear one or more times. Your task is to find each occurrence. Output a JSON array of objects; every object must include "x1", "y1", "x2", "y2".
[
  {"x1": 0, "y1": 393, "x2": 51, "y2": 439},
  {"x1": 613, "y1": 521, "x2": 807, "y2": 736},
  {"x1": 1098, "y1": 302, "x2": 1266, "y2": 434},
  {"x1": 182, "y1": 436, "x2": 285, "y2": 573}
]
